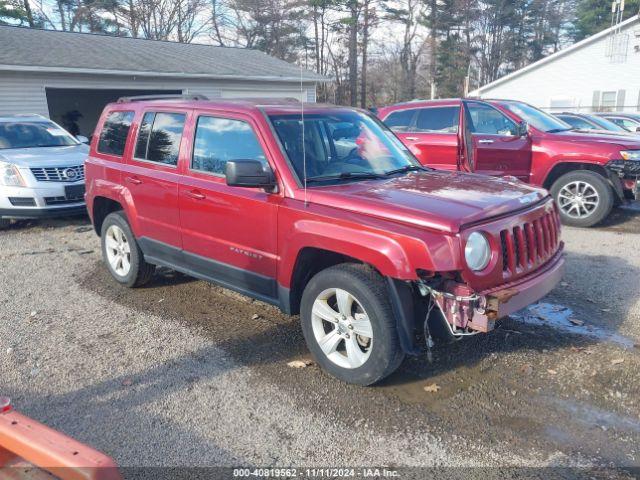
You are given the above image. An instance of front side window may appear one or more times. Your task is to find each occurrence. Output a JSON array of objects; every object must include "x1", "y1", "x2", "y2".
[
  {"x1": 97, "y1": 111, "x2": 134, "y2": 156},
  {"x1": 0, "y1": 120, "x2": 79, "y2": 150},
  {"x1": 269, "y1": 110, "x2": 419, "y2": 183},
  {"x1": 416, "y1": 107, "x2": 459, "y2": 133},
  {"x1": 134, "y1": 112, "x2": 186, "y2": 166},
  {"x1": 192, "y1": 116, "x2": 267, "y2": 175},
  {"x1": 384, "y1": 109, "x2": 416, "y2": 132},
  {"x1": 466, "y1": 102, "x2": 518, "y2": 135}
]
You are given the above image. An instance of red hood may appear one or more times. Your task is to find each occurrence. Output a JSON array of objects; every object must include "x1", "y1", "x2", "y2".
[
  {"x1": 306, "y1": 171, "x2": 548, "y2": 233},
  {"x1": 548, "y1": 130, "x2": 640, "y2": 150}
]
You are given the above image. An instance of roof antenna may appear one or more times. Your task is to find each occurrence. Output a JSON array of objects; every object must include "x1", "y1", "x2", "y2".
[{"x1": 300, "y1": 63, "x2": 308, "y2": 206}]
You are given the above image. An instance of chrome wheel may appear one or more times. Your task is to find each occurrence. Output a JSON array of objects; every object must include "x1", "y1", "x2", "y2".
[
  {"x1": 557, "y1": 181, "x2": 600, "y2": 219},
  {"x1": 105, "y1": 225, "x2": 131, "y2": 277},
  {"x1": 311, "y1": 288, "x2": 373, "y2": 369}
]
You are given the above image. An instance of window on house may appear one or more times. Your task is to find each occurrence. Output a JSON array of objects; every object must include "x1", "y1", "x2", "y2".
[
  {"x1": 97, "y1": 111, "x2": 134, "y2": 156},
  {"x1": 191, "y1": 116, "x2": 267, "y2": 175},
  {"x1": 600, "y1": 91, "x2": 617, "y2": 112},
  {"x1": 134, "y1": 112, "x2": 186, "y2": 166}
]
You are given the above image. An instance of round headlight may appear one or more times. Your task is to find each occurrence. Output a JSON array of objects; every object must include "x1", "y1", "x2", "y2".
[{"x1": 465, "y1": 232, "x2": 491, "y2": 271}]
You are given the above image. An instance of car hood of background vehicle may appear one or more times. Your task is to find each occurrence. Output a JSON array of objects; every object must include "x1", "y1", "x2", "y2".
[
  {"x1": 551, "y1": 130, "x2": 640, "y2": 149},
  {"x1": 307, "y1": 170, "x2": 548, "y2": 233},
  {"x1": 0, "y1": 144, "x2": 89, "y2": 168}
]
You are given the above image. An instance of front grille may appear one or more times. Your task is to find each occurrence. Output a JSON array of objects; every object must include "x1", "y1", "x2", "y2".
[
  {"x1": 30, "y1": 165, "x2": 84, "y2": 182},
  {"x1": 44, "y1": 196, "x2": 83, "y2": 206},
  {"x1": 8, "y1": 197, "x2": 36, "y2": 207},
  {"x1": 499, "y1": 206, "x2": 561, "y2": 278}
]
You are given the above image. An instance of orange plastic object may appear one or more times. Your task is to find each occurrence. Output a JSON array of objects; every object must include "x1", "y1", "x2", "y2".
[{"x1": 0, "y1": 404, "x2": 122, "y2": 480}]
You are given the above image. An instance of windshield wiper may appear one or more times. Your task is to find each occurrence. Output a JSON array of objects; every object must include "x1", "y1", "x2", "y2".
[
  {"x1": 546, "y1": 128, "x2": 573, "y2": 133},
  {"x1": 305, "y1": 171, "x2": 386, "y2": 183},
  {"x1": 383, "y1": 164, "x2": 429, "y2": 176}
]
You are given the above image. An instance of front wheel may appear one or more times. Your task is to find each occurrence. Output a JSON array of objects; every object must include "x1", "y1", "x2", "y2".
[
  {"x1": 300, "y1": 264, "x2": 405, "y2": 386},
  {"x1": 550, "y1": 170, "x2": 613, "y2": 227}
]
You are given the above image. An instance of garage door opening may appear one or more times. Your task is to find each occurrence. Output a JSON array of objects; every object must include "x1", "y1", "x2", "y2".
[{"x1": 46, "y1": 88, "x2": 182, "y2": 138}]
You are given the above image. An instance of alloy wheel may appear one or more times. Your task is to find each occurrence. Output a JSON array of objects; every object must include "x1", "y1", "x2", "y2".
[
  {"x1": 557, "y1": 180, "x2": 600, "y2": 219},
  {"x1": 310, "y1": 288, "x2": 373, "y2": 369},
  {"x1": 105, "y1": 225, "x2": 131, "y2": 277}
]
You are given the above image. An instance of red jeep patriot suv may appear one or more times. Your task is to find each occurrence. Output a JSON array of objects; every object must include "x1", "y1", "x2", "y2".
[
  {"x1": 378, "y1": 99, "x2": 640, "y2": 227},
  {"x1": 85, "y1": 95, "x2": 564, "y2": 385}
]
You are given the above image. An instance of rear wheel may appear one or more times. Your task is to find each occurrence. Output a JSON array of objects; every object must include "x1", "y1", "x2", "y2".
[
  {"x1": 100, "y1": 211, "x2": 155, "y2": 287},
  {"x1": 550, "y1": 170, "x2": 613, "y2": 227},
  {"x1": 300, "y1": 264, "x2": 404, "y2": 386},
  {"x1": 0, "y1": 218, "x2": 10, "y2": 229}
]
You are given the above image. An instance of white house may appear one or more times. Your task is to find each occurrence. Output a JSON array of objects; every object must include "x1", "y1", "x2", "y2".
[
  {"x1": 0, "y1": 26, "x2": 327, "y2": 137},
  {"x1": 470, "y1": 14, "x2": 640, "y2": 113}
]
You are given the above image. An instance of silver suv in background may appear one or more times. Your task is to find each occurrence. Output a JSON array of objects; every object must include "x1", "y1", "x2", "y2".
[{"x1": 0, "y1": 115, "x2": 89, "y2": 227}]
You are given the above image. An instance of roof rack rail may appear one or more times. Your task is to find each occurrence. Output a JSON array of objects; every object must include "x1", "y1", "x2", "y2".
[{"x1": 117, "y1": 93, "x2": 209, "y2": 103}]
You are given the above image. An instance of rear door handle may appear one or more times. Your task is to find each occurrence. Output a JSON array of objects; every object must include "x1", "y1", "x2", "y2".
[
  {"x1": 186, "y1": 189, "x2": 206, "y2": 200},
  {"x1": 478, "y1": 139, "x2": 494, "y2": 144},
  {"x1": 125, "y1": 176, "x2": 142, "y2": 185}
]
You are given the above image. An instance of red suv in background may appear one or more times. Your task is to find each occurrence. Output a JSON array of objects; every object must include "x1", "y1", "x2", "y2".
[
  {"x1": 378, "y1": 99, "x2": 640, "y2": 227},
  {"x1": 85, "y1": 96, "x2": 564, "y2": 385}
]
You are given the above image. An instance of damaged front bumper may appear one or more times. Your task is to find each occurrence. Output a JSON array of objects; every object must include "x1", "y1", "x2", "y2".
[
  {"x1": 420, "y1": 250, "x2": 565, "y2": 336},
  {"x1": 607, "y1": 159, "x2": 640, "y2": 199}
]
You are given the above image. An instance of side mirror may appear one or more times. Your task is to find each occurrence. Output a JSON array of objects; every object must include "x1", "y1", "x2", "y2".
[
  {"x1": 76, "y1": 135, "x2": 89, "y2": 144},
  {"x1": 225, "y1": 160, "x2": 276, "y2": 191},
  {"x1": 517, "y1": 121, "x2": 529, "y2": 137}
]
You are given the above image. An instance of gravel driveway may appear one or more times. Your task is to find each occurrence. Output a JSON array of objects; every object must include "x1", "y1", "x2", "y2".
[{"x1": 1, "y1": 206, "x2": 640, "y2": 479}]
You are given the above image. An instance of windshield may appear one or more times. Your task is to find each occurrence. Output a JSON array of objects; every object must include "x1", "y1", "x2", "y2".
[
  {"x1": 500, "y1": 101, "x2": 571, "y2": 133},
  {"x1": 269, "y1": 110, "x2": 419, "y2": 183},
  {"x1": 0, "y1": 121, "x2": 78, "y2": 149},
  {"x1": 586, "y1": 115, "x2": 628, "y2": 132}
]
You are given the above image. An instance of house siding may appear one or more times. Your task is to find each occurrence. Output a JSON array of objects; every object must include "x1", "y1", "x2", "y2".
[
  {"x1": 473, "y1": 18, "x2": 640, "y2": 112},
  {"x1": 0, "y1": 70, "x2": 317, "y2": 118}
]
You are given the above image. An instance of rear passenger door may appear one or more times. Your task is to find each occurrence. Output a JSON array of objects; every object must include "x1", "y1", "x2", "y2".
[
  {"x1": 124, "y1": 110, "x2": 189, "y2": 249},
  {"x1": 385, "y1": 106, "x2": 460, "y2": 170},
  {"x1": 178, "y1": 113, "x2": 279, "y2": 302}
]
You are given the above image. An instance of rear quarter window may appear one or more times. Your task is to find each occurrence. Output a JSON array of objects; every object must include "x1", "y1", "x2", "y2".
[
  {"x1": 384, "y1": 109, "x2": 416, "y2": 132},
  {"x1": 97, "y1": 111, "x2": 134, "y2": 156}
]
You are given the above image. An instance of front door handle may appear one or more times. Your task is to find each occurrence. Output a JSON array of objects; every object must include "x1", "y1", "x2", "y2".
[
  {"x1": 186, "y1": 189, "x2": 206, "y2": 200},
  {"x1": 478, "y1": 139, "x2": 494, "y2": 144},
  {"x1": 125, "y1": 176, "x2": 142, "y2": 185},
  {"x1": 405, "y1": 136, "x2": 419, "y2": 141}
]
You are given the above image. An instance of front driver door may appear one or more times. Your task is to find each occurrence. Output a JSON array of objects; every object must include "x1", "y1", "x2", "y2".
[
  {"x1": 463, "y1": 101, "x2": 531, "y2": 181},
  {"x1": 178, "y1": 112, "x2": 280, "y2": 303}
]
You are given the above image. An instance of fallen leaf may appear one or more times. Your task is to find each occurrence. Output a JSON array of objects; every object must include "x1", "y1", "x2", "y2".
[
  {"x1": 121, "y1": 378, "x2": 133, "y2": 386},
  {"x1": 611, "y1": 358, "x2": 624, "y2": 365},
  {"x1": 251, "y1": 314, "x2": 261, "y2": 320},
  {"x1": 29, "y1": 311, "x2": 37, "y2": 317},
  {"x1": 287, "y1": 360, "x2": 312, "y2": 368},
  {"x1": 547, "y1": 369, "x2": 558, "y2": 375},
  {"x1": 520, "y1": 364, "x2": 533, "y2": 375},
  {"x1": 423, "y1": 383, "x2": 441, "y2": 393},
  {"x1": 569, "y1": 318, "x2": 584, "y2": 326}
]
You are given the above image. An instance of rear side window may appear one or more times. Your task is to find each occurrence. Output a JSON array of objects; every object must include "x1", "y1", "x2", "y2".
[
  {"x1": 191, "y1": 116, "x2": 266, "y2": 175},
  {"x1": 97, "y1": 111, "x2": 134, "y2": 156},
  {"x1": 134, "y1": 112, "x2": 186, "y2": 166},
  {"x1": 384, "y1": 109, "x2": 416, "y2": 132},
  {"x1": 416, "y1": 107, "x2": 460, "y2": 133}
]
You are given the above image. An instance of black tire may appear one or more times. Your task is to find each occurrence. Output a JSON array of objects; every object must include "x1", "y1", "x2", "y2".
[
  {"x1": 0, "y1": 218, "x2": 10, "y2": 229},
  {"x1": 100, "y1": 211, "x2": 155, "y2": 287},
  {"x1": 550, "y1": 170, "x2": 614, "y2": 228},
  {"x1": 300, "y1": 263, "x2": 405, "y2": 386}
]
